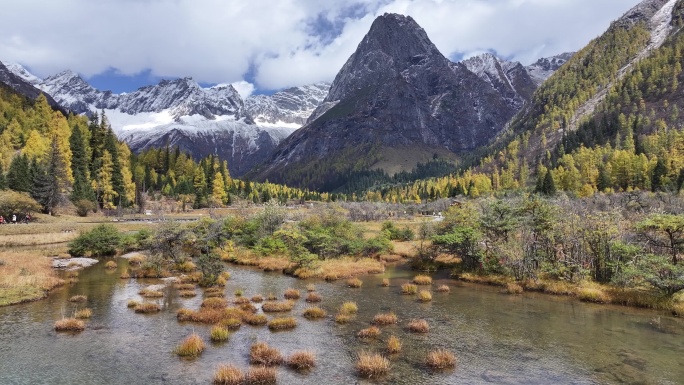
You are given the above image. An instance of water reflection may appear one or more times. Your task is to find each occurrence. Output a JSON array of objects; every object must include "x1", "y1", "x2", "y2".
[{"x1": 0, "y1": 259, "x2": 682, "y2": 384}]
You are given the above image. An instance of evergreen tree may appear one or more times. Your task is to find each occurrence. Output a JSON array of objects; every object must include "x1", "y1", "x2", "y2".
[
  {"x1": 0, "y1": 172, "x2": 6, "y2": 190},
  {"x1": 652, "y1": 158, "x2": 668, "y2": 192},
  {"x1": 69, "y1": 123, "x2": 94, "y2": 201},
  {"x1": 32, "y1": 137, "x2": 68, "y2": 215},
  {"x1": 542, "y1": 170, "x2": 557, "y2": 195},
  {"x1": 6, "y1": 154, "x2": 31, "y2": 192},
  {"x1": 597, "y1": 166, "x2": 611, "y2": 192}
]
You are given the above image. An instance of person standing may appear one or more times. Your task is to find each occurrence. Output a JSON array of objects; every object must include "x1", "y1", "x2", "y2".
[{"x1": 12, "y1": 214, "x2": 16, "y2": 224}]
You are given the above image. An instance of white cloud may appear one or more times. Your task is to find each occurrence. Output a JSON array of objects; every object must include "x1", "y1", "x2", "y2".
[
  {"x1": 0, "y1": 0, "x2": 642, "y2": 92},
  {"x1": 230, "y1": 81, "x2": 256, "y2": 99}
]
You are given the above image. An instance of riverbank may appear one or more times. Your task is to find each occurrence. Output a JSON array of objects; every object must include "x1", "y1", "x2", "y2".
[{"x1": 0, "y1": 249, "x2": 65, "y2": 306}]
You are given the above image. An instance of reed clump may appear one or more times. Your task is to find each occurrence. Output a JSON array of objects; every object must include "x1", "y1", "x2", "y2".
[
  {"x1": 306, "y1": 284, "x2": 316, "y2": 292},
  {"x1": 407, "y1": 319, "x2": 429, "y2": 333},
  {"x1": 74, "y1": 308, "x2": 92, "y2": 319},
  {"x1": 305, "y1": 292, "x2": 322, "y2": 303},
  {"x1": 245, "y1": 366, "x2": 277, "y2": 385},
  {"x1": 302, "y1": 306, "x2": 326, "y2": 320},
  {"x1": 201, "y1": 297, "x2": 228, "y2": 309},
  {"x1": 347, "y1": 278, "x2": 363, "y2": 288},
  {"x1": 69, "y1": 295, "x2": 87, "y2": 303},
  {"x1": 139, "y1": 288, "x2": 164, "y2": 298},
  {"x1": 283, "y1": 288, "x2": 300, "y2": 299},
  {"x1": 242, "y1": 313, "x2": 268, "y2": 326},
  {"x1": 417, "y1": 290, "x2": 432, "y2": 302},
  {"x1": 357, "y1": 326, "x2": 381, "y2": 339},
  {"x1": 335, "y1": 313, "x2": 352, "y2": 324},
  {"x1": 287, "y1": 351, "x2": 316, "y2": 371},
  {"x1": 249, "y1": 342, "x2": 283, "y2": 366},
  {"x1": 134, "y1": 302, "x2": 161, "y2": 313},
  {"x1": 371, "y1": 312, "x2": 397, "y2": 326},
  {"x1": 205, "y1": 288, "x2": 225, "y2": 298},
  {"x1": 339, "y1": 301, "x2": 358, "y2": 314},
  {"x1": 381, "y1": 278, "x2": 390, "y2": 287},
  {"x1": 262, "y1": 300, "x2": 295, "y2": 312},
  {"x1": 127, "y1": 299, "x2": 140, "y2": 308},
  {"x1": 356, "y1": 351, "x2": 389, "y2": 378},
  {"x1": 175, "y1": 283, "x2": 196, "y2": 290},
  {"x1": 174, "y1": 333, "x2": 205, "y2": 358},
  {"x1": 219, "y1": 317, "x2": 243, "y2": 330},
  {"x1": 210, "y1": 325, "x2": 230, "y2": 342},
  {"x1": 104, "y1": 260, "x2": 117, "y2": 269},
  {"x1": 54, "y1": 317, "x2": 85, "y2": 332},
  {"x1": 436, "y1": 284, "x2": 450, "y2": 293},
  {"x1": 401, "y1": 283, "x2": 418, "y2": 295},
  {"x1": 251, "y1": 295, "x2": 263, "y2": 303},
  {"x1": 426, "y1": 349, "x2": 456, "y2": 369},
  {"x1": 234, "y1": 297, "x2": 250, "y2": 305},
  {"x1": 413, "y1": 275, "x2": 432, "y2": 285},
  {"x1": 268, "y1": 317, "x2": 297, "y2": 331},
  {"x1": 179, "y1": 290, "x2": 197, "y2": 297},
  {"x1": 213, "y1": 364, "x2": 244, "y2": 385},
  {"x1": 504, "y1": 282, "x2": 524, "y2": 294},
  {"x1": 386, "y1": 335, "x2": 402, "y2": 354}
]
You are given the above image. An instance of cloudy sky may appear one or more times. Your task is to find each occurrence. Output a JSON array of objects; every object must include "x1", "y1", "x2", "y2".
[{"x1": 0, "y1": 0, "x2": 641, "y2": 97}]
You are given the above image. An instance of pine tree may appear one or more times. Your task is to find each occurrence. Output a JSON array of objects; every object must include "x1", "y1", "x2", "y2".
[
  {"x1": 652, "y1": 158, "x2": 668, "y2": 192},
  {"x1": 542, "y1": 170, "x2": 557, "y2": 195},
  {"x1": 32, "y1": 137, "x2": 68, "y2": 215},
  {"x1": 69, "y1": 123, "x2": 94, "y2": 202},
  {"x1": 7, "y1": 154, "x2": 31, "y2": 192}
]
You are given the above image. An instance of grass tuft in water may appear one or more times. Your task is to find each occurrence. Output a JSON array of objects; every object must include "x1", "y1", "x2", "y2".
[
  {"x1": 287, "y1": 351, "x2": 316, "y2": 371},
  {"x1": 267, "y1": 317, "x2": 297, "y2": 331},
  {"x1": 245, "y1": 366, "x2": 277, "y2": 385},
  {"x1": 339, "y1": 301, "x2": 358, "y2": 314},
  {"x1": 283, "y1": 288, "x2": 301, "y2": 299},
  {"x1": 371, "y1": 312, "x2": 397, "y2": 326},
  {"x1": 213, "y1": 364, "x2": 244, "y2": 385},
  {"x1": 401, "y1": 283, "x2": 417, "y2": 295},
  {"x1": 69, "y1": 295, "x2": 87, "y2": 303},
  {"x1": 55, "y1": 317, "x2": 85, "y2": 332},
  {"x1": 302, "y1": 306, "x2": 326, "y2": 319},
  {"x1": 357, "y1": 326, "x2": 381, "y2": 339},
  {"x1": 436, "y1": 284, "x2": 450, "y2": 293},
  {"x1": 417, "y1": 290, "x2": 432, "y2": 302},
  {"x1": 413, "y1": 275, "x2": 432, "y2": 285},
  {"x1": 386, "y1": 335, "x2": 402, "y2": 354},
  {"x1": 249, "y1": 342, "x2": 283, "y2": 366},
  {"x1": 347, "y1": 278, "x2": 363, "y2": 288},
  {"x1": 407, "y1": 319, "x2": 429, "y2": 333},
  {"x1": 426, "y1": 348, "x2": 456, "y2": 369},
  {"x1": 174, "y1": 333, "x2": 205, "y2": 358},
  {"x1": 74, "y1": 308, "x2": 92, "y2": 319},
  {"x1": 305, "y1": 292, "x2": 322, "y2": 303},
  {"x1": 134, "y1": 302, "x2": 161, "y2": 313},
  {"x1": 356, "y1": 351, "x2": 389, "y2": 378},
  {"x1": 210, "y1": 325, "x2": 230, "y2": 342}
]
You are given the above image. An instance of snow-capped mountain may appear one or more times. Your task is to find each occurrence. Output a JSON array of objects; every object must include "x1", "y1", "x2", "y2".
[
  {"x1": 245, "y1": 83, "x2": 330, "y2": 127},
  {"x1": 3, "y1": 64, "x2": 332, "y2": 176},
  {"x1": 0, "y1": 61, "x2": 62, "y2": 109},
  {"x1": 525, "y1": 52, "x2": 574, "y2": 86}
]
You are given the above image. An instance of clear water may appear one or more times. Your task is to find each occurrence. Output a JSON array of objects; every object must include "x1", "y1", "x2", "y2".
[{"x1": 1, "y1": 260, "x2": 683, "y2": 385}]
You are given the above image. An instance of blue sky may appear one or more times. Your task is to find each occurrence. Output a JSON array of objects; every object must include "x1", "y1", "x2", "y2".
[{"x1": 0, "y1": 0, "x2": 642, "y2": 97}]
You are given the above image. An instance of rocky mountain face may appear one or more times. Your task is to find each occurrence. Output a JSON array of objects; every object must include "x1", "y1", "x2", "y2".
[
  {"x1": 3, "y1": 64, "x2": 331, "y2": 176},
  {"x1": 0, "y1": 61, "x2": 62, "y2": 109},
  {"x1": 252, "y1": 13, "x2": 556, "y2": 191},
  {"x1": 525, "y1": 52, "x2": 574, "y2": 86},
  {"x1": 245, "y1": 83, "x2": 330, "y2": 126}
]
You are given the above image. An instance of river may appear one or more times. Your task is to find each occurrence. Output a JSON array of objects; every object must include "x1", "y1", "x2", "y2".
[{"x1": 0, "y1": 259, "x2": 682, "y2": 384}]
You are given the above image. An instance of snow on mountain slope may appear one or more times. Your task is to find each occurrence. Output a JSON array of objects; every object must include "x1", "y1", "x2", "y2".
[
  {"x1": 525, "y1": 52, "x2": 574, "y2": 86},
  {"x1": 4, "y1": 62, "x2": 41, "y2": 85},
  {"x1": 245, "y1": 82, "x2": 330, "y2": 126}
]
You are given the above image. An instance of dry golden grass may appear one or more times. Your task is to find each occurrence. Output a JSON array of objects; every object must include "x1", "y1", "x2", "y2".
[
  {"x1": 179, "y1": 290, "x2": 197, "y2": 298},
  {"x1": 339, "y1": 301, "x2": 358, "y2": 314},
  {"x1": 234, "y1": 288, "x2": 244, "y2": 297},
  {"x1": 283, "y1": 288, "x2": 300, "y2": 299},
  {"x1": 417, "y1": 290, "x2": 432, "y2": 302},
  {"x1": 74, "y1": 308, "x2": 93, "y2": 319},
  {"x1": 413, "y1": 275, "x2": 432, "y2": 285},
  {"x1": 356, "y1": 351, "x2": 389, "y2": 378},
  {"x1": 381, "y1": 278, "x2": 390, "y2": 287},
  {"x1": 287, "y1": 351, "x2": 316, "y2": 371},
  {"x1": 234, "y1": 297, "x2": 250, "y2": 305},
  {"x1": 120, "y1": 269, "x2": 130, "y2": 279},
  {"x1": 262, "y1": 300, "x2": 295, "y2": 312},
  {"x1": 243, "y1": 313, "x2": 268, "y2": 326},
  {"x1": 175, "y1": 283, "x2": 196, "y2": 290},
  {"x1": 0, "y1": 250, "x2": 65, "y2": 306},
  {"x1": 401, "y1": 283, "x2": 418, "y2": 295},
  {"x1": 202, "y1": 298, "x2": 228, "y2": 309},
  {"x1": 210, "y1": 325, "x2": 230, "y2": 342},
  {"x1": 230, "y1": 248, "x2": 294, "y2": 272},
  {"x1": 294, "y1": 257, "x2": 385, "y2": 280},
  {"x1": 578, "y1": 287, "x2": 611, "y2": 303},
  {"x1": 335, "y1": 313, "x2": 352, "y2": 324},
  {"x1": 305, "y1": 292, "x2": 321, "y2": 303},
  {"x1": 250, "y1": 342, "x2": 283, "y2": 366},
  {"x1": 219, "y1": 318, "x2": 243, "y2": 330},
  {"x1": 386, "y1": 335, "x2": 402, "y2": 354},
  {"x1": 372, "y1": 312, "x2": 398, "y2": 326},
  {"x1": 302, "y1": 306, "x2": 326, "y2": 319},
  {"x1": 436, "y1": 284, "x2": 450, "y2": 293},
  {"x1": 347, "y1": 278, "x2": 363, "y2": 288},
  {"x1": 0, "y1": 232, "x2": 77, "y2": 247},
  {"x1": 104, "y1": 260, "x2": 117, "y2": 269},
  {"x1": 69, "y1": 295, "x2": 87, "y2": 303},
  {"x1": 245, "y1": 366, "x2": 276, "y2": 385},
  {"x1": 266, "y1": 293, "x2": 278, "y2": 301},
  {"x1": 357, "y1": 326, "x2": 381, "y2": 339},
  {"x1": 504, "y1": 282, "x2": 524, "y2": 294},
  {"x1": 251, "y1": 295, "x2": 263, "y2": 303},
  {"x1": 306, "y1": 284, "x2": 316, "y2": 292},
  {"x1": 134, "y1": 303, "x2": 161, "y2": 313},
  {"x1": 426, "y1": 349, "x2": 456, "y2": 369},
  {"x1": 139, "y1": 289, "x2": 163, "y2": 298},
  {"x1": 407, "y1": 319, "x2": 429, "y2": 333},
  {"x1": 378, "y1": 254, "x2": 403, "y2": 262},
  {"x1": 127, "y1": 299, "x2": 140, "y2": 308},
  {"x1": 174, "y1": 333, "x2": 205, "y2": 357},
  {"x1": 390, "y1": 240, "x2": 417, "y2": 258},
  {"x1": 54, "y1": 317, "x2": 85, "y2": 332},
  {"x1": 268, "y1": 317, "x2": 297, "y2": 331},
  {"x1": 128, "y1": 255, "x2": 145, "y2": 265},
  {"x1": 213, "y1": 364, "x2": 244, "y2": 385}
]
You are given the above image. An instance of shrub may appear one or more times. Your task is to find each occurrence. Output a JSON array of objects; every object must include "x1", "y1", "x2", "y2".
[
  {"x1": 382, "y1": 278, "x2": 390, "y2": 287},
  {"x1": 174, "y1": 333, "x2": 205, "y2": 357},
  {"x1": 283, "y1": 288, "x2": 300, "y2": 299},
  {"x1": 210, "y1": 325, "x2": 230, "y2": 342},
  {"x1": 357, "y1": 326, "x2": 381, "y2": 339},
  {"x1": 245, "y1": 366, "x2": 277, "y2": 385},
  {"x1": 250, "y1": 342, "x2": 283, "y2": 366},
  {"x1": 287, "y1": 351, "x2": 316, "y2": 371},
  {"x1": 382, "y1": 221, "x2": 415, "y2": 241},
  {"x1": 386, "y1": 335, "x2": 402, "y2": 354},
  {"x1": 305, "y1": 292, "x2": 322, "y2": 303},
  {"x1": 54, "y1": 318, "x2": 85, "y2": 332},
  {"x1": 104, "y1": 260, "x2": 117, "y2": 269},
  {"x1": 243, "y1": 313, "x2": 268, "y2": 326},
  {"x1": 356, "y1": 351, "x2": 389, "y2": 378},
  {"x1": 69, "y1": 295, "x2": 87, "y2": 303},
  {"x1": 401, "y1": 283, "x2": 418, "y2": 294},
  {"x1": 135, "y1": 303, "x2": 161, "y2": 313},
  {"x1": 74, "y1": 199, "x2": 97, "y2": 217},
  {"x1": 339, "y1": 301, "x2": 358, "y2": 314},
  {"x1": 302, "y1": 306, "x2": 326, "y2": 319},
  {"x1": 417, "y1": 290, "x2": 432, "y2": 302},
  {"x1": 213, "y1": 365, "x2": 244, "y2": 385},
  {"x1": 413, "y1": 275, "x2": 432, "y2": 285},
  {"x1": 347, "y1": 278, "x2": 363, "y2": 288},
  {"x1": 74, "y1": 308, "x2": 92, "y2": 319},
  {"x1": 268, "y1": 317, "x2": 297, "y2": 331},
  {"x1": 262, "y1": 300, "x2": 295, "y2": 312},
  {"x1": 68, "y1": 224, "x2": 122, "y2": 257},
  {"x1": 407, "y1": 319, "x2": 429, "y2": 333},
  {"x1": 372, "y1": 312, "x2": 397, "y2": 326},
  {"x1": 426, "y1": 349, "x2": 456, "y2": 369},
  {"x1": 436, "y1": 284, "x2": 450, "y2": 293}
]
